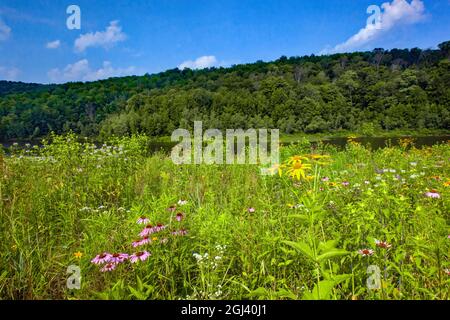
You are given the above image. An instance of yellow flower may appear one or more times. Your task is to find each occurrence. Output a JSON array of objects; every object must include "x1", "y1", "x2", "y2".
[
  {"x1": 152, "y1": 237, "x2": 158, "y2": 241},
  {"x1": 306, "y1": 175, "x2": 315, "y2": 181},
  {"x1": 444, "y1": 180, "x2": 450, "y2": 187},
  {"x1": 287, "y1": 155, "x2": 309, "y2": 165},
  {"x1": 74, "y1": 251, "x2": 83, "y2": 259},
  {"x1": 286, "y1": 161, "x2": 311, "y2": 181},
  {"x1": 328, "y1": 182, "x2": 337, "y2": 187}
]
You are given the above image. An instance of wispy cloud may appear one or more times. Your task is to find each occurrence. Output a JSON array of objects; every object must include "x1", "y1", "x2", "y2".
[
  {"x1": 46, "y1": 40, "x2": 60, "y2": 49},
  {"x1": 178, "y1": 55, "x2": 218, "y2": 70},
  {"x1": 74, "y1": 21, "x2": 127, "y2": 52},
  {"x1": 47, "y1": 59, "x2": 136, "y2": 83},
  {"x1": 0, "y1": 66, "x2": 20, "y2": 80},
  {"x1": 0, "y1": 6, "x2": 55, "y2": 26},
  {"x1": 321, "y1": 0, "x2": 426, "y2": 54},
  {"x1": 0, "y1": 17, "x2": 11, "y2": 41}
]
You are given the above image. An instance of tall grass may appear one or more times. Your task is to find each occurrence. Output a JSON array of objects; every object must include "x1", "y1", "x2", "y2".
[{"x1": 0, "y1": 134, "x2": 448, "y2": 299}]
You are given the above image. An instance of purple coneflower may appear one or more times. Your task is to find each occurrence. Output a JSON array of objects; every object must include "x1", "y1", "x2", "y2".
[
  {"x1": 425, "y1": 190, "x2": 441, "y2": 199},
  {"x1": 132, "y1": 236, "x2": 151, "y2": 247},
  {"x1": 101, "y1": 263, "x2": 117, "y2": 272},
  {"x1": 444, "y1": 269, "x2": 450, "y2": 276},
  {"x1": 140, "y1": 224, "x2": 154, "y2": 237},
  {"x1": 137, "y1": 216, "x2": 149, "y2": 224},
  {"x1": 321, "y1": 177, "x2": 330, "y2": 182},
  {"x1": 130, "y1": 251, "x2": 151, "y2": 263},
  {"x1": 247, "y1": 207, "x2": 256, "y2": 213},
  {"x1": 167, "y1": 205, "x2": 177, "y2": 212},
  {"x1": 175, "y1": 212, "x2": 184, "y2": 222},
  {"x1": 155, "y1": 223, "x2": 166, "y2": 232},
  {"x1": 109, "y1": 253, "x2": 128, "y2": 264},
  {"x1": 91, "y1": 252, "x2": 112, "y2": 264},
  {"x1": 342, "y1": 181, "x2": 350, "y2": 186},
  {"x1": 375, "y1": 240, "x2": 392, "y2": 249},
  {"x1": 172, "y1": 228, "x2": 188, "y2": 236},
  {"x1": 358, "y1": 249, "x2": 374, "y2": 257}
]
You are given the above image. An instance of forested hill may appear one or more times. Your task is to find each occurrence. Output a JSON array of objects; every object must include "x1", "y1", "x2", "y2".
[{"x1": 1, "y1": 41, "x2": 449, "y2": 140}]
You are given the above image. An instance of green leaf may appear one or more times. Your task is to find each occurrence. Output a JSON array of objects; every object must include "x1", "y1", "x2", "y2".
[
  {"x1": 316, "y1": 249, "x2": 349, "y2": 262},
  {"x1": 282, "y1": 240, "x2": 315, "y2": 261}
]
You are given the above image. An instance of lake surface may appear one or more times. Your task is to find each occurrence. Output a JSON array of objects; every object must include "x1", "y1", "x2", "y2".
[{"x1": 1, "y1": 136, "x2": 449, "y2": 154}]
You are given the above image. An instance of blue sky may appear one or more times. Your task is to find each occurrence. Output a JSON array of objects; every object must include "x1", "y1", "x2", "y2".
[{"x1": 0, "y1": 0, "x2": 448, "y2": 84}]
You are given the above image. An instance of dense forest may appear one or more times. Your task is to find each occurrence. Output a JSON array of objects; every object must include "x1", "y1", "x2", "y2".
[{"x1": 1, "y1": 41, "x2": 449, "y2": 140}]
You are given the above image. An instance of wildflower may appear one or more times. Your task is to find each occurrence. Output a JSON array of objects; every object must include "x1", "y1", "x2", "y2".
[
  {"x1": 287, "y1": 155, "x2": 309, "y2": 165},
  {"x1": 109, "y1": 253, "x2": 128, "y2": 264},
  {"x1": 286, "y1": 161, "x2": 311, "y2": 181},
  {"x1": 132, "y1": 236, "x2": 151, "y2": 247},
  {"x1": 160, "y1": 238, "x2": 169, "y2": 244},
  {"x1": 167, "y1": 205, "x2": 177, "y2": 212},
  {"x1": 91, "y1": 252, "x2": 112, "y2": 264},
  {"x1": 101, "y1": 263, "x2": 117, "y2": 272},
  {"x1": 342, "y1": 181, "x2": 350, "y2": 186},
  {"x1": 172, "y1": 228, "x2": 188, "y2": 236},
  {"x1": 175, "y1": 212, "x2": 184, "y2": 222},
  {"x1": 321, "y1": 177, "x2": 330, "y2": 182},
  {"x1": 328, "y1": 182, "x2": 337, "y2": 187},
  {"x1": 375, "y1": 240, "x2": 392, "y2": 249},
  {"x1": 444, "y1": 269, "x2": 450, "y2": 276},
  {"x1": 358, "y1": 249, "x2": 374, "y2": 257},
  {"x1": 425, "y1": 190, "x2": 441, "y2": 199},
  {"x1": 247, "y1": 207, "x2": 256, "y2": 213},
  {"x1": 155, "y1": 223, "x2": 166, "y2": 232},
  {"x1": 140, "y1": 224, "x2": 154, "y2": 237},
  {"x1": 137, "y1": 216, "x2": 149, "y2": 224},
  {"x1": 178, "y1": 199, "x2": 188, "y2": 206},
  {"x1": 130, "y1": 251, "x2": 151, "y2": 263},
  {"x1": 443, "y1": 180, "x2": 450, "y2": 187},
  {"x1": 74, "y1": 251, "x2": 83, "y2": 259}
]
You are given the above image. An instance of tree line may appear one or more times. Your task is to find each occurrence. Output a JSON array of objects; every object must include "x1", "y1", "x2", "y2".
[{"x1": 0, "y1": 41, "x2": 449, "y2": 140}]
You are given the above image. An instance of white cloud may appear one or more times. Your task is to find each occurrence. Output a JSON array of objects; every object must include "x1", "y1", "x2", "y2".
[
  {"x1": 0, "y1": 66, "x2": 20, "y2": 80},
  {"x1": 322, "y1": 0, "x2": 426, "y2": 54},
  {"x1": 0, "y1": 18, "x2": 11, "y2": 41},
  {"x1": 178, "y1": 55, "x2": 218, "y2": 70},
  {"x1": 46, "y1": 40, "x2": 60, "y2": 49},
  {"x1": 74, "y1": 20, "x2": 126, "y2": 52},
  {"x1": 47, "y1": 59, "x2": 136, "y2": 83}
]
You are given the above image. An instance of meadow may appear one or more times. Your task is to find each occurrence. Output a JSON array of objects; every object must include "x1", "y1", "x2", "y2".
[{"x1": 0, "y1": 134, "x2": 449, "y2": 300}]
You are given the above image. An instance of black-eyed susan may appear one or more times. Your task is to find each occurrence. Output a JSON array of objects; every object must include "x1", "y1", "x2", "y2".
[
  {"x1": 287, "y1": 155, "x2": 309, "y2": 165},
  {"x1": 286, "y1": 160, "x2": 311, "y2": 181}
]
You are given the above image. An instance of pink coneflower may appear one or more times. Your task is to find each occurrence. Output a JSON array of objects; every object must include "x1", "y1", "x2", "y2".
[
  {"x1": 137, "y1": 216, "x2": 150, "y2": 224},
  {"x1": 167, "y1": 205, "x2": 177, "y2": 212},
  {"x1": 247, "y1": 207, "x2": 256, "y2": 213},
  {"x1": 375, "y1": 240, "x2": 392, "y2": 249},
  {"x1": 444, "y1": 269, "x2": 450, "y2": 276},
  {"x1": 177, "y1": 199, "x2": 188, "y2": 206},
  {"x1": 448, "y1": 235, "x2": 450, "y2": 239},
  {"x1": 425, "y1": 190, "x2": 441, "y2": 198},
  {"x1": 172, "y1": 228, "x2": 188, "y2": 236},
  {"x1": 130, "y1": 251, "x2": 151, "y2": 263},
  {"x1": 321, "y1": 177, "x2": 330, "y2": 182},
  {"x1": 140, "y1": 224, "x2": 154, "y2": 237},
  {"x1": 109, "y1": 253, "x2": 128, "y2": 264},
  {"x1": 342, "y1": 181, "x2": 350, "y2": 186},
  {"x1": 175, "y1": 212, "x2": 184, "y2": 222},
  {"x1": 91, "y1": 252, "x2": 112, "y2": 264},
  {"x1": 132, "y1": 236, "x2": 151, "y2": 247},
  {"x1": 155, "y1": 223, "x2": 166, "y2": 232},
  {"x1": 358, "y1": 249, "x2": 374, "y2": 257},
  {"x1": 101, "y1": 263, "x2": 117, "y2": 272}
]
